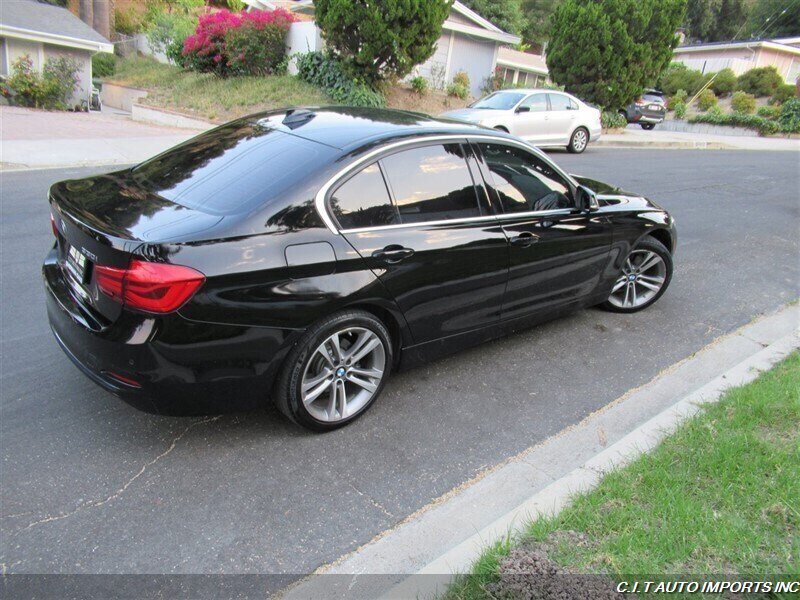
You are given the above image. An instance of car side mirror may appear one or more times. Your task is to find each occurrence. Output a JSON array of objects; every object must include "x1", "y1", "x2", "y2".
[
  {"x1": 515, "y1": 106, "x2": 531, "y2": 113},
  {"x1": 576, "y1": 185, "x2": 599, "y2": 212}
]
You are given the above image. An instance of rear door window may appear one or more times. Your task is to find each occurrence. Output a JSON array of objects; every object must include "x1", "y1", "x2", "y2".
[
  {"x1": 330, "y1": 163, "x2": 398, "y2": 230},
  {"x1": 381, "y1": 144, "x2": 481, "y2": 224},
  {"x1": 548, "y1": 94, "x2": 573, "y2": 111}
]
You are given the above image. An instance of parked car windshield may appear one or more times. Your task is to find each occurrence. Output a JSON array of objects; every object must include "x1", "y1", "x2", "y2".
[
  {"x1": 471, "y1": 92, "x2": 526, "y2": 110},
  {"x1": 642, "y1": 93, "x2": 665, "y2": 104}
]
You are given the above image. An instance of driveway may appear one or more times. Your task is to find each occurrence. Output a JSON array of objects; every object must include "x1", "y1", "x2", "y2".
[{"x1": 1, "y1": 150, "x2": 797, "y2": 584}]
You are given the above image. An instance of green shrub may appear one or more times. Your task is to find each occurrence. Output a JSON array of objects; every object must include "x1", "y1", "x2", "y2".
[
  {"x1": 668, "y1": 88, "x2": 687, "y2": 109},
  {"x1": 731, "y1": 91, "x2": 756, "y2": 114},
  {"x1": 447, "y1": 82, "x2": 469, "y2": 100},
  {"x1": 7, "y1": 55, "x2": 80, "y2": 110},
  {"x1": 674, "y1": 101, "x2": 687, "y2": 119},
  {"x1": 660, "y1": 63, "x2": 709, "y2": 96},
  {"x1": 410, "y1": 76, "x2": 428, "y2": 95},
  {"x1": 315, "y1": 0, "x2": 450, "y2": 85},
  {"x1": 769, "y1": 83, "x2": 796, "y2": 106},
  {"x1": 114, "y1": 6, "x2": 145, "y2": 35},
  {"x1": 778, "y1": 98, "x2": 800, "y2": 133},
  {"x1": 92, "y1": 53, "x2": 117, "y2": 78},
  {"x1": 689, "y1": 111, "x2": 781, "y2": 135},
  {"x1": 707, "y1": 104, "x2": 724, "y2": 117},
  {"x1": 602, "y1": 111, "x2": 627, "y2": 129},
  {"x1": 709, "y1": 68, "x2": 737, "y2": 96},
  {"x1": 736, "y1": 66, "x2": 782, "y2": 97},
  {"x1": 756, "y1": 105, "x2": 781, "y2": 119},
  {"x1": 296, "y1": 51, "x2": 384, "y2": 107},
  {"x1": 146, "y1": 11, "x2": 197, "y2": 66},
  {"x1": 697, "y1": 88, "x2": 717, "y2": 111}
]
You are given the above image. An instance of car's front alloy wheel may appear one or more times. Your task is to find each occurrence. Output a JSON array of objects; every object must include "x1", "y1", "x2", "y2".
[
  {"x1": 275, "y1": 310, "x2": 392, "y2": 431},
  {"x1": 567, "y1": 127, "x2": 589, "y2": 153},
  {"x1": 601, "y1": 237, "x2": 672, "y2": 313}
]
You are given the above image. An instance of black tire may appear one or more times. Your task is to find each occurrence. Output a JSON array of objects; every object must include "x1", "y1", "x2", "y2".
[
  {"x1": 273, "y1": 309, "x2": 393, "y2": 432},
  {"x1": 494, "y1": 126, "x2": 509, "y2": 133},
  {"x1": 640, "y1": 122, "x2": 656, "y2": 130},
  {"x1": 567, "y1": 127, "x2": 589, "y2": 153},
  {"x1": 599, "y1": 236, "x2": 673, "y2": 313}
]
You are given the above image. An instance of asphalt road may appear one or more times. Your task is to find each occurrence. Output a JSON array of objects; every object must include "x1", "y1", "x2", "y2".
[{"x1": 2, "y1": 150, "x2": 798, "y2": 581}]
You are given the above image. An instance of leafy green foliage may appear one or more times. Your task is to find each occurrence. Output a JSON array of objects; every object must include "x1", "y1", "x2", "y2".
[
  {"x1": 756, "y1": 105, "x2": 780, "y2": 119},
  {"x1": 521, "y1": 0, "x2": 563, "y2": 45},
  {"x1": 314, "y1": 0, "x2": 452, "y2": 85},
  {"x1": 146, "y1": 12, "x2": 198, "y2": 66},
  {"x1": 7, "y1": 55, "x2": 80, "y2": 110},
  {"x1": 770, "y1": 84, "x2": 797, "y2": 106},
  {"x1": 690, "y1": 111, "x2": 781, "y2": 135},
  {"x1": 709, "y1": 67, "x2": 736, "y2": 95},
  {"x1": 778, "y1": 98, "x2": 800, "y2": 133},
  {"x1": 460, "y1": 0, "x2": 524, "y2": 35},
  {"x1": 747, "y1": 0, "x2": 800, "y2": 38},
  {"x1": 410, "y1": 76, "x2": 428, "y2": 95},
  {"x1": 114, "y1": 5, "x2": 146, "y2": 35},
  {"x1": 731, "y1": 90, "x2": 756, "y2": 114},
  {"x1": 547, "y1": 0, "x2": 686, "y2": 109},
  {"x1": 737, "y1": 66, "x2": 783, "y2": 97},
  {"x1": 659, "y1": 62, "x2": 709, "y2": 96},
  {"x1": 697, "y1": 88, "x2": 717, "y2": 110},
  {"x1": 92, "y1": 53, "x2": 117, "y2": 78},
  {"x1": 667, "y1": 88, "x2": 687, "y2": 109},
  {"x1": 684, "y1": 0, "x2": 750, "y2": 42},
  {"x1": 225, "y1": 21, "x2": 288, "y2": 76},
  {"x1": 601, "y1": 111, "x2": 627, "y2": 128},
  {"x1": 295, "y1": 51, "x2": 384, "y2": 107},
  {"x1": 673, "y1": 100, "x2": 687, "y2": 119},
  {"x1": 447, "y1": 71, "x2": 471, "y2": 99}
]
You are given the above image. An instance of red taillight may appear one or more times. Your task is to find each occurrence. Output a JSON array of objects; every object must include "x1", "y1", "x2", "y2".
[
  {"x1": 51, "y1": 214, "x2": 58, "y2": 238},
  {"x1": 95, "y1": 260, "x2": 205, "y2": 314}
]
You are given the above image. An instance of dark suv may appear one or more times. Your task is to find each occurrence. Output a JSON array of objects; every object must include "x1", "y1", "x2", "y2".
[
  {"x1": 621, "y1": 90, "x2": 667, "y2": 129},
  {"x1": 45, "y1": 107, "x2": 676, "y2": 431}
]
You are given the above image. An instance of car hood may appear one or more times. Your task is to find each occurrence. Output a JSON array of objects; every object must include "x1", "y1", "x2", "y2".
[
  {"x1": 440, "y1": 108, "x2": 489, "y2": 122},
  {"x1": 572, "y1": 175, "x2": 666, "y2": 212}
]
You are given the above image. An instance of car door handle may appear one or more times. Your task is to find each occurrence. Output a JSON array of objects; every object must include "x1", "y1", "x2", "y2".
[
  {"x1": 508, "y1": 232, "x2": 539, "y2": 247},
  {"x1": 372, "y1": 245, "x2": 415, "y2": 263}
]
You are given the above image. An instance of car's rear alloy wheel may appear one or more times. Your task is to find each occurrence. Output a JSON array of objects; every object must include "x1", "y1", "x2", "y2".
[
  {"x1": 601, "y1": 237, "x2": 672, "y2": 313},
  {"x1": 275, "y1": 310, "x2": 392, "y2": 431},
  {"x1": 567, "y1": 127, "x2": 589, "y2": 153}
]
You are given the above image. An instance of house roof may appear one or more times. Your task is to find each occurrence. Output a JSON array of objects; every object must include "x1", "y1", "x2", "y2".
[
  {"x1": 674, "y1": 37, "x2": 800, "y2": 57},
  {"x1": 245, "y1": 0, "x2": 520, "y2": 45},
  {"x1": 497, "y1": 47, "x2": 548, "y2": 75},
  {"x1": 0, "y1": 0, "x2": 113, "y2": 53}
]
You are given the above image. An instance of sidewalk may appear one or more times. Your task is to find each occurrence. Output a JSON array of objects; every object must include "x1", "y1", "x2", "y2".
[
  {"x1": 0, "y1": 106, "x2": 203, "y2": 169},
  {"x1": 282, "y1": 304, "x2": 799, "y2": 600},
  {"x1": 597, "y1": 125, "x2": 800, "y2": 151}
]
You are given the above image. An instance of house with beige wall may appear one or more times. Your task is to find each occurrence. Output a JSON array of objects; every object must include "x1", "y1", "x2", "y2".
[
  {"x1": 0, "y1": 0, "x2": 112, "y2": 109},
  {"x1": 673, "y1": 37, "x2": 800, "y2": 84}
]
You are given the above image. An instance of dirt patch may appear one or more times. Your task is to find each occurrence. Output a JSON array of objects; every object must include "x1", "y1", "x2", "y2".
[
  {"x1": 384, "y1": 84, "x2": 472, "y2": 116},
  {"x1": 487, "y1": 531, "x2": 623, "y2": 600}
]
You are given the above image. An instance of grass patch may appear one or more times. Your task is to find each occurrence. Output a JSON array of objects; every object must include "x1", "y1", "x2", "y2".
[
  {"x1": 446, "y1": 351, "x2": 800, "y2": 599},
  {"x1": 107, "y1": 57, "x2": 330, "y2": 122}
]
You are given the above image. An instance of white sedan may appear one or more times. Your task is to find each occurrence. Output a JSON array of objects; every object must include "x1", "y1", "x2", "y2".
[{"x1": 441, "y1": 89, "x2": 602, "y2": 154}]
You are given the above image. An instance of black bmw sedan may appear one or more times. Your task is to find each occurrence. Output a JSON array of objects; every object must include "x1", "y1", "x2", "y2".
[{"x1": 44, "y1": 107, "x2": 676, "y2": 431}]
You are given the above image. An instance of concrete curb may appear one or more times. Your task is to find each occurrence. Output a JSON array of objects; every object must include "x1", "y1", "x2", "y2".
[
  {"x1": 282, "y1": 304, "x2": 799, "y2": 600},
  {"x1": 594, "y1": 139, "x2": 733, "y2": 150}
]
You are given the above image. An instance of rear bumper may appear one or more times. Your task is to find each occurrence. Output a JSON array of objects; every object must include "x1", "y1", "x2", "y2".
[
  {"x1": 43, "y1": 247, "x2": 297, "y2": 415},
  {"x1": 628, "y1": 109, "x2": 665, "y2": 124}
]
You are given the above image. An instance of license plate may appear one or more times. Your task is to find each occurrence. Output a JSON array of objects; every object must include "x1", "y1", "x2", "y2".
[
  {"x1": 649, "y1": 104, "x2": 661, "y2": 111},
  {"x1": 65, "y1": 245, "x2": 89, "y2": 284}
]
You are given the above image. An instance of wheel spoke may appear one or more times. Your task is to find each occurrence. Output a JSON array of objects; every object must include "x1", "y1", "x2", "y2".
[
  {"x1": 347, "y1": 373, "x2": 378, "y2": 393},
  {"x1": 344, "y1": 331, "x2": 371, "y2": 362},
  {"x1": 336, "y1": 380, "x2": 347, "y2": 418},
  {"x1": 327, "y1": 379, "x2": 338, "y2": 418},
  {"x1": 349, "y1": 337, "x2": 381, "y2": 364},
  {"x1": 638, "y1": 253, "x2": 662, "y2": 273},
  {"x1": 623, "y1": 283, "x2": 631, "y2": 307},
  {"x1": 637, "y1": 278, "x2": 661, "y2": 292},
  {"x1": 327, "y1": 332, "x2": 343, "y2": 363},
  {"x1": 349, "y1": 366, "x2": 383, "y2": 379},
  {"x1": 314, "y1": 342, "x2": 335, "y2": 368},
  {"x1": 630, "y1": 282, "x2": 638, "y2": 306},
  {"x1": 612, "y1": 276, "x2": 627, "y2": 293}
]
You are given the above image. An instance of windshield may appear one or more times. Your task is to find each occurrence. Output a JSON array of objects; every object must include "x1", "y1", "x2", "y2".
[
  {"x1": 642, "y1": 93, "x2": 665, "y2": 104},
  {"x1": 471, "y1": 92, "x2": 526, "y2": 110}
]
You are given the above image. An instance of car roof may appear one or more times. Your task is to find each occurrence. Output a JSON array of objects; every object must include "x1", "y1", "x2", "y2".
[
  {"x1": 247, "y1": 106, "x2": 507, "y2": 152},
  {"x1": 491, "y1": 88, "x2": 570, "y2": 96}
]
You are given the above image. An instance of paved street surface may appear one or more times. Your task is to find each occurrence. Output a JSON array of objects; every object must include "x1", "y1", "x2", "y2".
[{"x1": 1, "y1": 150, "x2": 798, "y2": 580}]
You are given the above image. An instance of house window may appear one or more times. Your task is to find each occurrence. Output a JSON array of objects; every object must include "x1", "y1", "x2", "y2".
[{"x1": 504, "y1": 68, "x2": 515, "y2": 84}]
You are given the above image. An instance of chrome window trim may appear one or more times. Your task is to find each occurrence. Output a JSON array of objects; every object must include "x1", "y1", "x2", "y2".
[{"x1": 314, "y1": 133, "x2": 578, "y2": 234}]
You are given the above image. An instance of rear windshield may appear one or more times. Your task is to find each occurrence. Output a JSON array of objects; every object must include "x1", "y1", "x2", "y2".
[
  {"x1": 132, "y1": 122, "x2": 334, "y2": 215},
  {"x1": 642, "y1": 93, "x2": 665, "y2": 103}
]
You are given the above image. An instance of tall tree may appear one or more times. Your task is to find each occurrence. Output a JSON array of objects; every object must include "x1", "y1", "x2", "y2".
[
  {"x1": 314, "y1": 0, "x2": 452, "y2": 84},
  {"x1": 460, "y1": 0, "x2": 525, "y2": 35},
  {"x1": 92, "y1": 0, "x2": 111, "y2": 39},
  {"x1": 747, "y1": 0, "x2": 800, "y2": 38},
  {"x1": 684, "y1": 0, "x2": 751, "y2": 41},
  {"x1": 78, "y1": 0, "x2": 93, "y2": 26},
  {"x1": 547, "y1": 0, "x2": 687, "y2": 109},
  {"x1": 520, "y1": 0, "x2": 563, "y2": 46}
]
